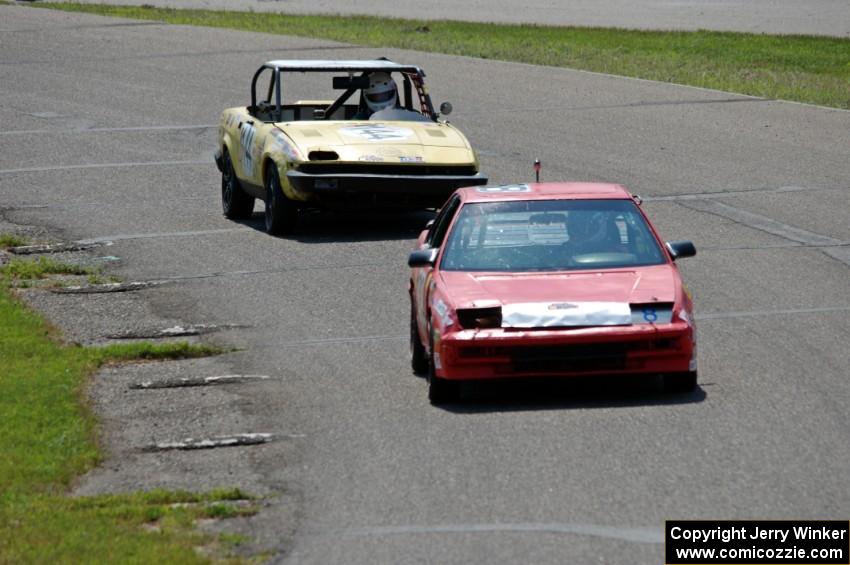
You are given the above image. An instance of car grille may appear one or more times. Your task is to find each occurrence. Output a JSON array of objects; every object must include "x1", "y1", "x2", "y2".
[
  {"x1": 511, "y1": 343, "x2": 627, "y2": 372},
  {"x1": 295, "y1": 164, "x2": 478, "y2": 176}
]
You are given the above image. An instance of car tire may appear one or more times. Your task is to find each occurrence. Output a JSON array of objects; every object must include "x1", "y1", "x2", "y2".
[
  {"x1": 663, "y1": 371, "x2": 698, "y2": 393},
  {"x1": 428, "y1": 330, "x2": 459, "y2": 405},
  {"x1": 221, "y1": 151, "x2": 255, "y2": 220},
  {"x1": 410, "y1": 299, "x2": 428, "y2": 375},
  {"x1": 265, "y1": 164, "x2": 297, "y2": 235}
]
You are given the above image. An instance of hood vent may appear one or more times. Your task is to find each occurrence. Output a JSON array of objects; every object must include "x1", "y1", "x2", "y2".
[
  {"x1": 308, "y1": 150, "x2": 339, "y2": 161},
  {"x1": 457, "y1": 307, "x2": 502, "y2": 329}
]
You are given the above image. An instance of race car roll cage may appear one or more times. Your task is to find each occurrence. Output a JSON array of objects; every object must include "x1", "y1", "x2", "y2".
[{"x1": 249, "y1": 59, "x2": 438, "y2": 122}]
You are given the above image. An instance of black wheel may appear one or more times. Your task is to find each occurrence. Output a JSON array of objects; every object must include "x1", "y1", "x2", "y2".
[
  {"x1": 410, "y1": 299, "x2": 428, "y2": 375},
  {"x1": 663, "y1": 371, "x2": 698, "y2": 393},
  {"x1": 428, "y1": 330, "x2": 460, "y2": 405},
  {"x1": 221, "y1": 151, "x2": 254, "y2": 219},
  {"x1": 264, "y1": 164, "x2": 297, "y2": 235}
]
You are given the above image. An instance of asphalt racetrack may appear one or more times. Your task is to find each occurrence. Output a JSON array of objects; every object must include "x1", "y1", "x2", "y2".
[
  {"x1": 47, "y1": 0, "x2": 850, "y2": 37},
  {"x1": 1, "y1": 5, "x2": 849, "y2": 564}
]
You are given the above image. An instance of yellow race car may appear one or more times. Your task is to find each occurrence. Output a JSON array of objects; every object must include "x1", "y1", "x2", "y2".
[{"x1": 215, "y1": 59, "x2": 488, "y2": 234}]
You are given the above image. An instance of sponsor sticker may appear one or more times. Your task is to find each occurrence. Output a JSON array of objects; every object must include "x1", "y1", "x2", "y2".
[
  {"x1": 477, "y1": 184, "x2": 531, "y2": 193},
  {"x1": 339, "y1": 124, "x2": 414, "y2": 142},
  {"x1": 239, "y1": 122, "x2": 257, "y2": 175},
  {"x1": 270, "y1": 131, "x2": 302, "y2": 161},
  {"x1": 433, "y1": 298, "x2": 453, "y2": 328},
  {"x1": 503, "y1": 301, "x2": 631, "y2": 327}
]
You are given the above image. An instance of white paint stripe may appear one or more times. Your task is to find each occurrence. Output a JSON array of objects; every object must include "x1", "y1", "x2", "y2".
[
  {"x1": 0, "y1": 124, "x2": 216, "y2": 136},
  {"x1": 0, "y1": 159, "x2": 209, "y2": 175},
  {"x1": 329, "y1": 523, "x2": 662, "y2": 544},
  {"x1": 679, "y1": 199, "x2": 843, "y2": 246}
]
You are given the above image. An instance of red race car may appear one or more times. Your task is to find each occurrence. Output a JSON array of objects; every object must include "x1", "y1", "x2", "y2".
[{"x1": 408, "y1": 182, "x2": 697, "y2": 404}]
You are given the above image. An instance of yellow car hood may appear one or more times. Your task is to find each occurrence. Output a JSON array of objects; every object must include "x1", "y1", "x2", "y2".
[{"x1": 278, "y1": 121, "x2": 474, "y2": 163}]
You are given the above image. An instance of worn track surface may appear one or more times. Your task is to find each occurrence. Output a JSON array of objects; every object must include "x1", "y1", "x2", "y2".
[
  {"x1": 1, "y1": 6, "x2": 848, "y2": 564},
  {"x1": 46, "y1": 0, "x2": 850, "y2": 37}
]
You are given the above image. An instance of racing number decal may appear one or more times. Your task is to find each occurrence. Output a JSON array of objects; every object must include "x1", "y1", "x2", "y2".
[
  {"x1": 239, "y1": 122, "x2": 257, "y2": 177},
  {"x1": 642, "y1": 307, "x2": 658, "y2": 323},
  {"x1": 339, "y1": 124, "x2": 413, "y2": 142}
]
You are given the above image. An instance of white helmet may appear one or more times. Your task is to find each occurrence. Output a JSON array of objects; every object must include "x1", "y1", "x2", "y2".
[{"x1": 364, "y1": 72, "x2": 398, "y2": 112}]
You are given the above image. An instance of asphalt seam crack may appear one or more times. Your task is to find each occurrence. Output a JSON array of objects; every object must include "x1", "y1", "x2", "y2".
[
  {"x1": 644, "y1": 185, "x2": 841, "y2": 201},
  {"x1": 677, "y1": 199, "x2": 842, "y2": 246},
  {"x1": 325, "y1": 523, "x2": 663, "y2": 544}
]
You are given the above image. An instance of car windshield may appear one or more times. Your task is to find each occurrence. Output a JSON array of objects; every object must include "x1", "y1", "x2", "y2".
[{"x1": 440, "y1": 199, "x2": 666, "y2": 272}]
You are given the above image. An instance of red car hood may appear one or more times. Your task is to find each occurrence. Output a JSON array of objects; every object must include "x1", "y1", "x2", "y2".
[{"x1": 439, "y1": 265, "x2": 678, "y2": 309}]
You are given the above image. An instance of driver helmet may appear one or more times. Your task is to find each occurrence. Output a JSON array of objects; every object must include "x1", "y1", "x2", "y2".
[{"x1": 364, "y1": 72, "x2": 398, "y2": 112}]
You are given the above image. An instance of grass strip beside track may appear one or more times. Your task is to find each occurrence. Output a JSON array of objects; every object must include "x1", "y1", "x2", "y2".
[
  {"x1": 29, "y1": 2, "x2": 850, "y2": 109},
  {"x1": 0, "y1": 234, "x2": 28, "y2": 248},
  {"x1": 0, "y1": 263, "x2": 248, "y2": 562}
]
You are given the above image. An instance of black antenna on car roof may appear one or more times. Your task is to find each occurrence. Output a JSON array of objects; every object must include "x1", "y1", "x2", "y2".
[{"x1": 534, "y1": 159, "x2": 541, "y2": 182}]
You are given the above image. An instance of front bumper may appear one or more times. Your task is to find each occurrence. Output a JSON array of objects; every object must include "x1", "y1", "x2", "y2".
[
  {"x1": 433, "y1": 322, "x2": 694, "y2": 380},
  {"x1": 286, "y1": 170, "x2": 488, "y2": 207}
]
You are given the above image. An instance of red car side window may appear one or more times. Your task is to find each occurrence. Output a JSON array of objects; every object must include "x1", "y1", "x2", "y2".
[{"x1": 426, "y1": 196, "x2": 460, "y2": 248}]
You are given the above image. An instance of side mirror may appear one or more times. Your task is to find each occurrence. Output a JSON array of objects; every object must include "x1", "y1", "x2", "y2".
[
  {"x1": 439, "y1": 102, "x2": 453, "y2": 116},
  {"x1": 666, "y1": 240, "x2": 696, "y2": 260},
  {"x1": 408, "y1": 248, "x2": 438, "y2": 268},
  {"x1": 425, "y1": 219, "x2": 435, "y2": 229}
]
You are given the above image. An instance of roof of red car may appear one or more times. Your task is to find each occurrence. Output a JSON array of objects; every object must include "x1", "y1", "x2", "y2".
[{"x1": 457, "y1": 182, "x2": 633, "y2": 203}]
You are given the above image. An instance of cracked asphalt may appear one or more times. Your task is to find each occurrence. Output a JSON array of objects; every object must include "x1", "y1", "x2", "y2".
[{"x1": 1, "y1": 5, "x2": 848, "y2": 563}]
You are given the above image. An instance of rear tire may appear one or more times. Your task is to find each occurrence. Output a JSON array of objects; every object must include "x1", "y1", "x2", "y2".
[
  {"x1": 264, "y1": 164, "x2": 297, "y2": 235},
  {"x1": 428, "y1": 330, "x2": 460, "y2": 405},
  {"x1": 663, "y1": 371, "x2": 698, "y2": 393},
  {"x1": 410, "y1": 300, "x2": 428, "y2": 375},
  {"x1": 221, "y1": 151, "x2": 254, "y2": 219}
]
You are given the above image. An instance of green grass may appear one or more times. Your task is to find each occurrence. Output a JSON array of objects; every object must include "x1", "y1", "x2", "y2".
[
  {"x1": 1, "y1": 489, "x2": 257, "y2": 564},
  {"x1": 30, "y1": 2, "x2": 850, "y2": 108},
  {"x1": 0, "y1": 278, "x2": 247, "y2": 562},
  {"x1": 0, "y1": 234, "x2": 28, "y2": 249},
  {"x1": 1, "y1": 256, "x2": 94, "y2": 280},
  {"x1": 87, "y1": 273, "x2": 123, "y2": 285}
]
